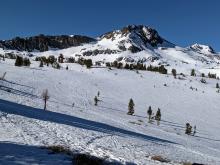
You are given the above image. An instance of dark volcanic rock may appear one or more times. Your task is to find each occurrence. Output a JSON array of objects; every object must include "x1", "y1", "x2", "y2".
[{"x1": 0, "y1": 35, "x2": 96, "y2": 52}]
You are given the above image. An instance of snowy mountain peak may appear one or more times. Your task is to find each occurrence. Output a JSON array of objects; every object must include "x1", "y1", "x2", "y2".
[
  {"x1": 99, "y1": 25, "x2": 174, "y2": 53},
  {"x1": 190, "y1": 43, "x2": 215, "y2": 54}
]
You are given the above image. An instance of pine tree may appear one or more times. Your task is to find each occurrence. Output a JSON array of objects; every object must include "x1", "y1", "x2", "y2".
[
  {"x1": 124, "y1": 63, "x2": 130, "y2": 69},
  {"x1": 85, "y1": 59, "x2": 93, "y2": 69},
  {"x1": 94, "y1": 96, "x2": 98, "y2": 106},
  {"x1": 23, "y1": 58, "x2": 31, "y2": 66},
  {"x1": 216, "y1": 83, "x2": 219, "y2": 88},
  {"x1": 39, "y1": 60, "x2": 43, "y2": 67},
  {"x1": 58, "y1": 54, "x2": 64, "y2": 63},
  {"x1": 147, "y1": 106, "x2": 152, "y2": 122},
  {"x1": 155, "y1": 108, "x2": 161, "y2": 125},
  {"x1": 127, "y1": 98, "x2": 135, "y2": 115},
  {"x1": 15, "y1": 56, "x2": 23, "y2": 66},
  {"x1": 171, "y1": 69, "x2": 177, "y2": 78},
  {"x1": 191, "y1": 69, "x2": 196, "y2": 76}
]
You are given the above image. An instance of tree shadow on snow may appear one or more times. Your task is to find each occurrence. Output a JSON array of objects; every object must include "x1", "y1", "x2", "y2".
[
  {"x1": 0, "y1": 141, "x2": 71, "y2": 165},
  {"x1": 0, "y1": 99, "x2": 177, "y2": 145}
]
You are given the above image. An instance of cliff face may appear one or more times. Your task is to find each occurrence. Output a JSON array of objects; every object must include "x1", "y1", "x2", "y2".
[{"x1": 0, "y1": 35, "x2": 96, "y2": 52}]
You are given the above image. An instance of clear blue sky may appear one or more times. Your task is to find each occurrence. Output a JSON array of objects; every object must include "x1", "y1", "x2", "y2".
[{"x1": 0, "y1": 0, "x2": 219, "y2": 51}]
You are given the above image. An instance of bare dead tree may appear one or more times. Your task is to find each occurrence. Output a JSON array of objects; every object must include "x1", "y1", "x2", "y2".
[{"x1": 42, "y1": 89, "x2": 50, "y2": 110}]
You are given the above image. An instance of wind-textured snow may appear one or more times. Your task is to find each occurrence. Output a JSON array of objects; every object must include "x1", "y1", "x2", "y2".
[{"x1": 0, "y1": 58, "x2": 220, "y2": 165}]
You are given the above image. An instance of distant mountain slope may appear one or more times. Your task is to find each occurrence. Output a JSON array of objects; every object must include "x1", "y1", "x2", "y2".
[
  {"x1": 0, "y1": 25, "x2": 220, "y2": 75},
  {"x1": 0, "y1": 35, "x2": 95, "y2": 52}
]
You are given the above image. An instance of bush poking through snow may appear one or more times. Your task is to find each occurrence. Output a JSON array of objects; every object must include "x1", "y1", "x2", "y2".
[
  {"x1": 208, "y1": 72, "x2": 217, "y2": 79},
  {"x1": 185, "y1": 123, "x2": 192, "y2": 135},
  {"x1": 84, "y1": 59, "x2": 93, "y2": 69},
  {"x1": 52, "y1": 62, "x2": 61, "y2": 69},
  {"x1": 200, "y1": 78, "x2": 206, "y2": 84}
]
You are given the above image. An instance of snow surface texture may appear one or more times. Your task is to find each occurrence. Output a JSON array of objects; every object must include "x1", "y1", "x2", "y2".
[{"x1": 0, "y1": 58, "x2": 220, "y2": 165}]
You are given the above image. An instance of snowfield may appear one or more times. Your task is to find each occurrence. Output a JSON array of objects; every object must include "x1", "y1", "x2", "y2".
[{"x1": 0, "y1": 58, "x2": 220, "y2": 165}]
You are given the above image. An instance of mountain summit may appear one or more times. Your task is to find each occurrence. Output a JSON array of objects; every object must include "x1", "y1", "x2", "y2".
[
  {"x1": 190, "y1": 43, "x2": 216, "y2": 54},
  {"x1": 100, "y1": 25, "x2": 174, "y2": 53}
]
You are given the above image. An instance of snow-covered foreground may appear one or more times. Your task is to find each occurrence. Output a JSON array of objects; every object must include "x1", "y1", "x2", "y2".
[{"x1": 0, "y1": 60, "x2": 220, "y2": 165}]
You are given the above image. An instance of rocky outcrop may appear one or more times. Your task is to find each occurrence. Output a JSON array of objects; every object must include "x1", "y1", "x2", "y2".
[{"x1": 0, "y1": 35, "x2": 95, "y2": 52}]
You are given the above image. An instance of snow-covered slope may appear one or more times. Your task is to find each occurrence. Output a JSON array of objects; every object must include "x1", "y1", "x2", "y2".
[{"x1": 0, "y1": 59, "x2": 220, "y2": 164}]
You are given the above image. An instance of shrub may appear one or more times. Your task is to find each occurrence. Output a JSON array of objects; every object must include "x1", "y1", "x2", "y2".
[
  {"x1": 15, "y1": 56, "x2": 23, "y2": 66},
  {"x1": 58, "y1": 54, "x2": 64, "y2": 63},
  {"x1": 39, "y1": 60, "x2": 43, "y2": 67},
  {"x1": 200, "y1": 78, "x2": 206, "y2": 84},
  {"x1": 66, "y1": 57, "x2": 75, "y2": 63},
  {"x1": 172, "y1": 69, "x2": 177, "y2": 78},
  {"x1": 23, "y1": 58, "x2": 31, "y2": 66},
  {"x1": 105, "y1": 62, "x2": 111, "y2": 67},
  {"x1": 84, "y1": 59, "x2": 93, "y2": 68},
  {"x1": 208, "y1": 72, "x2": 217, "y2": 79},
  {"x1": 52, "y1": 62, "x2": 61, "y2": 69},
  {"x1": 47, "y1": 55, "x2": 56, "y2": 64},
  {"x1": 185, "y1": 123, "x2": 192, "y2": 135}
]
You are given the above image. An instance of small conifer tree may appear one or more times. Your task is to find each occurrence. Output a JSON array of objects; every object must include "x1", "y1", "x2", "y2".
[
  {"x1": 216, "y1": 83, "x2": 219, "y2": 88},
  {"x1": 155, "y1": 108, "x2": 161, "y2": 125},
  {"x1": 171, "y1": 69, "x2": 177, "y2": 78},
  {"x1": 15, "y1": 56, "x2": 23, "y2": 66},
  {"x1": 147, "y1": 106, "x2": 152, "y2": 122},
  {"x1": 94, "y1": 96, "x2": 98, "y2": 106},
  {"x1": 127, "y1": 98, "x2": 135, "y2": 115},
  {"x1": 39, "y1": 60, "x2": 43, "y2": 67},
  {"x1": 191, "y1": 69, "x2": 196, "y2": 76}
]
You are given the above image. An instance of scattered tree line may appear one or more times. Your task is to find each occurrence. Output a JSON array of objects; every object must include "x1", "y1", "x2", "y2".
[
  {"x1": 146, "y1": 65, "x2": 167, "y2": 74},
  {"x1": 127, "y1": 99, "x2": 162, "y2": 125}
]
